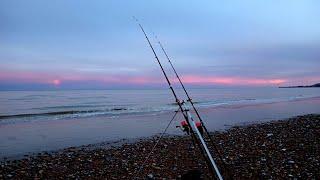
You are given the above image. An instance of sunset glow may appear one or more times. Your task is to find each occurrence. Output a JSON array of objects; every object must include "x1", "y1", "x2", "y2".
[
  {"x1": 1, "y1": 0, "x2": 319, "y2": 90},
  {"x1": 1, "y1": 68, "x2": 315, "y2": 89},
  {"x1": 52, "y1": 79, "x2": 61, "y2": 86},
  {"x1": 179, "y1": 75, "x2": 287, "y2": 86}
]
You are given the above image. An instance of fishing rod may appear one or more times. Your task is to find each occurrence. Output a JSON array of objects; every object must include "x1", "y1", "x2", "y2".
[
  {"x1": 134, "y1": 17, "x2": 223, "y2": 180},
  {"x1": 155, "y1": 36, "x2": 231, "y2": 177},
  {"x1": 155, "y1": 36, "x2": 217, "y2": 145},
  {"x1": 133, "y1": 18, "x2": 214, "y2": 178}
]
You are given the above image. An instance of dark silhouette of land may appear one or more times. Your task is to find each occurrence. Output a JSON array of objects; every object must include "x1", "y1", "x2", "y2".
[{"x1": 279, "y1": 83, "x2": 320, "y2": 88}]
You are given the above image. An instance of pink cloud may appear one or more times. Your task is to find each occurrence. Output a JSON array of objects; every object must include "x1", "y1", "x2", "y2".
[
  {"x1": 179, "y1": 75, "x2": 287, "y2": 86},
  {"x1": 0, "y1": 69, "x2": 318, "y2": 87},
  {"x1": 0, "y1": 69, "x2": 159, "y2": 86},
  {"x1": 0, "y1": 70, "x2": 58, "y2": 84}
]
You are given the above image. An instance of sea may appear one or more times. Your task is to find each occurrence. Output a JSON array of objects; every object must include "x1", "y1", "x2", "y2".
[{"x1": 0, "y1": 87, "x2": 320, "y2": 159}]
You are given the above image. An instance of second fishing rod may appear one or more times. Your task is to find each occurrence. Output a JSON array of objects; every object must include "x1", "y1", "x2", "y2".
[
  {"x1": 134, "y1": 17, "x2": 223, "y2": 180},
  {"x1": 154, "y1": 36, "x2": 232, "y2": 178}
]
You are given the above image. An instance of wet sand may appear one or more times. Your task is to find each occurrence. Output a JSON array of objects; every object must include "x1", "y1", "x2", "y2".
[{"x1": 1, "y1": 114, "x2": 319, "y2": 179}]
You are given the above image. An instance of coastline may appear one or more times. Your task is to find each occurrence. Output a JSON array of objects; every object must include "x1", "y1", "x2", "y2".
[
  {"x1": 1, "y1": 95, "x2": 320, "y2": 160},
  {"x1": 1, "y1": 114, "x2": 319, "y2": 179}
]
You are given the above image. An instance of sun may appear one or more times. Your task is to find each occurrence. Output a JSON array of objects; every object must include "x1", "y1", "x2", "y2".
[{"x1": 52, "y1": 79, "x2": 61, "y2": 86}]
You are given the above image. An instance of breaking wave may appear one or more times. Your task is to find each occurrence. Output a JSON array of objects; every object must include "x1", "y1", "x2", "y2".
[{"x1": 1, "y1": 95, "x2": 318, "y2": 122}]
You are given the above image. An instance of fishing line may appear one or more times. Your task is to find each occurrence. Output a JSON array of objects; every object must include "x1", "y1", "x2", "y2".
[
  {"x1": 153, "y1": 34, "x2": 232, "y2": 178},
  {"x1": 134, "y1": 16, "x2": 221, "y2": 179},
  {"x1": 133, "y1": 108, "x2": 179, "y2": 179}
]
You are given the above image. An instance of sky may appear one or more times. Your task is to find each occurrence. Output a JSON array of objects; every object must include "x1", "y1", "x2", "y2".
[{"x1": 1, "y1": 0, "x2": 319, "y2": 90}]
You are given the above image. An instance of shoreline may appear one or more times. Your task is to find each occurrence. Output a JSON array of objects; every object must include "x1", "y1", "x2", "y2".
[
  {"x1": 1, "y1": 114, "x2": 319, "y2": 179},
  {"x1": 1, "y1": 95, "x2": 320, "y2": 159}
]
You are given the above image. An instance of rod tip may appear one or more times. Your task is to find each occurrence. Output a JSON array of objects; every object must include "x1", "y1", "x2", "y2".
[{"x1": 132, "y1": 16, "x2": 139, "y2": 22}]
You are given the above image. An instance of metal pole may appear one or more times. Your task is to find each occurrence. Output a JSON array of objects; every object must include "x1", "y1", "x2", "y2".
[
  {"x1": 134, "y1": 17, "x2": 217, "y2": 178},
  {"x1": 183, "y1": 104, "x2": 224, "y2": 180},
  {"x1": 156, "y1": 38, "x2": 217, "y2": 139},
  {"x1": 156, "y1": 38, "x2": 231, "y2": 178}
]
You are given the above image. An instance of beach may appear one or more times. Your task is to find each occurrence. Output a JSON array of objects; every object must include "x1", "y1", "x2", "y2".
[
  {"x1": 1, "y1": 114, "x2": 319, "y2": 179},
  {"x1": 2, "y1": 0, "x2": 320, "y2": 179}
]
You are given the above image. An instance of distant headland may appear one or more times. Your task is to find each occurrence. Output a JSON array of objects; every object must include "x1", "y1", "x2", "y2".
[{"x1": 279, "y1": 83, "x2": 320, "y2": 88}]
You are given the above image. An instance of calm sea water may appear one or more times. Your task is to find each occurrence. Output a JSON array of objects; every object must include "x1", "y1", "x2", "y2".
[
  {"x1": 0, "y1": 87, "x2": 319, "y2": 158},
  {"x1": 1, "y1": 87, "x2": 319, "y2": 123}
]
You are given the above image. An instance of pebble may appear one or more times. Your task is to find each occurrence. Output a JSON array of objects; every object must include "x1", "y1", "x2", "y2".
[
  {"x1": 147, "y1": 173, "x2": 154, "y2": 179},
  {"x1": 267, "y1": 133, "x2": 273, "y2": 137},
  {"x1": 0, "y1": 114, "x2": 319, "y2": 179}
]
